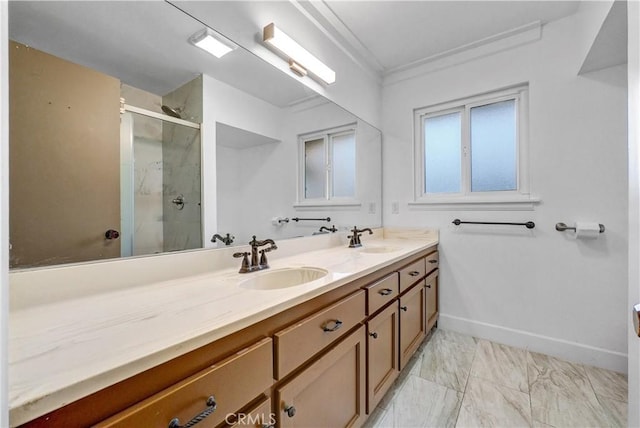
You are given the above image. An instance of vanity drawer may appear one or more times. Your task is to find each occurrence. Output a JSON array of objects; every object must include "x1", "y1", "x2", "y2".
[
  {"x1": 425, "y1": 251, "x2": 439, "y2": 274},
  {"x1": 96, "y1": 338, "x2": 273, "y2": 428},
  {"x1": 399, "y1": 258, "x2": 426, "y2": 293},
  {"x1": 365, "y1": 272, "x2": 399, "y2": 315},
  {"x1": 275, "y1": 290, "x2": 365, "y2": 380}
]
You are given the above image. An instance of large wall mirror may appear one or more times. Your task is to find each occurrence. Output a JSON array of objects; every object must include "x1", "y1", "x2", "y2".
[{"x1": 8, "y1": 1, "x2": 382, "y2": 269}]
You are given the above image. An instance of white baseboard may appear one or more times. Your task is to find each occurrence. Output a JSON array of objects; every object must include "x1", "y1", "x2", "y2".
[{"x1": 439, "y1": 313, "x2": 628, "y2": 374}]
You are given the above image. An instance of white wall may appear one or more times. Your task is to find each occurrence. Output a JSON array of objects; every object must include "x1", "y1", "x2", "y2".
[
  {"x1": 383, "y1": 10, "x2": 628, "y2": 372},
  {"x1": 202, "y1": 74, "x2": 283, "y2": 247},
  {"x1": 1, "y1": 1, "x2": 8, "y2": 424},
  {"x1": 627, "y1": 0, "x2": 640, "y2": 423}
]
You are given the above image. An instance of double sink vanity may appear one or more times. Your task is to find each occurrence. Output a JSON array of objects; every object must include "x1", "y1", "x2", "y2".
[{"x1": 9, "y1": 228, "x2": 439, "y2": 427}]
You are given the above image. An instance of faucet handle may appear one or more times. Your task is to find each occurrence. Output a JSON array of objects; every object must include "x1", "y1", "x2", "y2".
[
  {"x1": 233, "y1": 251, "x2": 250, "y2": 273},
  {"x1": 259, "y1": 249, "x2": 270, "y2": 268}
]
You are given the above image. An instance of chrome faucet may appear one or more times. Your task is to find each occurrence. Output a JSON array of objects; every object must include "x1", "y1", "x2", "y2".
[
  {"x1": 233, "y1": 236, "x2": 277, "y2": 273},
  {"x1": 211, "y1": 233, "x2": 234, "y2": 246},
  {"x1": 348, "y1": 226, "x2": 373, "y2": 248}
]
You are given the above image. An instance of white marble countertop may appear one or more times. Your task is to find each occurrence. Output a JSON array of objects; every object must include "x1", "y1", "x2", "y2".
[{"x1": 8, "y1": 229, "x2": 438, "y2": 426}]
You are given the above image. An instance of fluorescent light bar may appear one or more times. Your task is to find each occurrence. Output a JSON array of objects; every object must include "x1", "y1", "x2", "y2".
[
  {"x1": 263, "y1": 23, "x2": 336, "y2": 84},
  {"x1": 189, "y1": 28, "x2": 236, "y2": 58}
]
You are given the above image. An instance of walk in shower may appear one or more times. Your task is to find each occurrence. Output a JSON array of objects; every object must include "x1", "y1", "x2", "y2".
[{"x1": 120, "y1": 104, "x2": 202, "y2": 257}]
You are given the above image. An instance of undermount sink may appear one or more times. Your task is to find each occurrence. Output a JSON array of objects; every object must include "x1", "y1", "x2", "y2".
[
  {"x1": 239, "y1": 267, "x2": 329, "y2": 290},
  {"x1": 359, "y1": 246, "x2": 401, "y2": 254}
]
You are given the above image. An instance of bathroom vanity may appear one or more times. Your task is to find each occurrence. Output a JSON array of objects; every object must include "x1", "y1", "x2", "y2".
[{"x1": 9, "y1": 229, "x2": 438, "y2": 427}]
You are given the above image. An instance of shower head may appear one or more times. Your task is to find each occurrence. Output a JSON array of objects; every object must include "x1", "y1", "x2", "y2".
[{"x1": 161, "y1": 105, "x2": 182, "y2": 119}]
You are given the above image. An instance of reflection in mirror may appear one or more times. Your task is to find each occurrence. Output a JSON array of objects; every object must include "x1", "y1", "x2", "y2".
[
  {"x1": 215, "y1": 97, "x2": 381, "y2": 247},
  {"x1": 8, "y1": 0, "x2": 382, "y2": 267}
]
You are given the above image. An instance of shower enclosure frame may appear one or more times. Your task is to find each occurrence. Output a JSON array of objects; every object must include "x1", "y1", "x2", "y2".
[{"x1": 120, "y1": 103, "x2": 202, "y2": 257}]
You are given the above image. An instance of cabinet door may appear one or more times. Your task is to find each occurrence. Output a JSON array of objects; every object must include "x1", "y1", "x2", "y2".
[
  {"x1": 425, "y1": 270, "x2": 439, "y2": 330},
  {"x1": 399, "y1": 283, "x2": 426, "y2": 369},
  {"x1": 226, "y1": 395, "x2": 275, "y2": 428},
  {"x1": 367, "y1": 302, "x2": 399, "y2": 413},
  {"x1": 276, "y1": 327, "x2": 366, "y2": 428}
]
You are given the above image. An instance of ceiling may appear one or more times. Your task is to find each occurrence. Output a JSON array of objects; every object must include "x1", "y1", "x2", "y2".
[
  {"x1": 8, "y1": 1, "x2": 583, "y2": 103},
  {"x1": 304, "y1": 1, "x2": 581, "y2": 75},
  {"x1": 8, "y1": 1, "x2": 312, "y2": 106}
]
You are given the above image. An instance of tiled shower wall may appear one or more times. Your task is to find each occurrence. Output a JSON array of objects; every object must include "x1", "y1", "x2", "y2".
[{"x1": 162, "y1": 76, "x2": 203, "y2": 252}]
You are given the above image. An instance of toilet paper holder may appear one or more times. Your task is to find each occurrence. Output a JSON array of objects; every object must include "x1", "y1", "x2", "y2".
[{"x1": 555, "y1": 222, "x2": 605, "y2": 233}]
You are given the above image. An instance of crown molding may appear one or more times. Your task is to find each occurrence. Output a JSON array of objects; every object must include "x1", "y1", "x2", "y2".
[
  {"x1": 384, "y1": 21, "x2": 542, "y2": 87},
  {"x1": 290, "y1": 0, "x2": 384, "y2": 84}
]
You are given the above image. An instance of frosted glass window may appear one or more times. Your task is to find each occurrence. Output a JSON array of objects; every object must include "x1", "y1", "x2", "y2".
[
  {"x1": 331, "y1": 132, "x2": 355, "y2": 197},
  {"x1": 424, "y1": 112, "x2": 461, "y2": 193},
  {"x1": 304, "y1": 138, "x2": 325, "y2": 199},
  {"x1": 470, "y1": 100, "x2": 516, "y2": 192}
]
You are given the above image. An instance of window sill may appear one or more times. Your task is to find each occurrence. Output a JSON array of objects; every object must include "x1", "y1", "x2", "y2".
[
  {"x1": 408, "y1": 195, "x2": 541, "y2": 211},
  {"x1": 293, "y1": 200, "x2": 362, "y2": 210}
]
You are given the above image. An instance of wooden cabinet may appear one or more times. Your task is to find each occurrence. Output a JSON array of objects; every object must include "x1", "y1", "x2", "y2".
[
  {"x1": 365, "y1": 273, "x2": 399, "y2": 316},
  {"x1": 366, "y1": 302, "x2": 399, "y2": 413},
  {"x1": 21, "y1": 246, "x2": 438, "y2": 428},
  {"x1": 426, "y1": 251, "x2": 439, "y2": 274},
  {"x1": 96, "y1": 338, "x2": 273, "y2": 428},
  {"x1": 425, "y1": 269, "x2": 439, "y2": 330},
  {"x1": 399, "y1": 258, "x2": 426, "y2": 293},
  {"x1": 275, "y1": 290, "x2": 365, "y2": 380},
  {"x1": 399, "y1": 282, "x2": 426, "y2": 369},
  {"x1": 225, "y1": 395, "x2": 275, "y2": 427},
  {"x1": 276, "y1": 327, "x2": 366, "y2": 428}
]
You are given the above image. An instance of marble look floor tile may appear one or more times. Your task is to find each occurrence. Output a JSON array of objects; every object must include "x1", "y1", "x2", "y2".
[
  {"x1": 599, "y1": 397, "x2": 628, "y2": 428},
  {"x1": 380, "y1": 375, "x2": 462, "y2": 428},
  {"x1": 432, "y1": 328, "x2": 478, "y2": 352},
  {"x1": 527, "y1": 352, "x2": 609, "y2": 427},
  {"x1": 584, "y1": 364, "x2": 628, "y2": 402},
  {"x1": 419, "y1": 333, "x2": 476, "y2": 391},
  {"x1": 378, "y1": 351, "x2": 424, "y2": 410},
  {"x1": 455, "y1": 376, "x2": 532, "y2": 428},
  {"x1": 470, "y1": 340, "x2": 529, "y2": 393}
]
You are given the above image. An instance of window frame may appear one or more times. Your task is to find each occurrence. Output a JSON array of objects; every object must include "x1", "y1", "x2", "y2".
[
  {"x1": 296, "y1": 123, "x2": 360, "y2": 207},
  {"x1": 412, "y1": 85, "x2": 537, "y2": 209}
]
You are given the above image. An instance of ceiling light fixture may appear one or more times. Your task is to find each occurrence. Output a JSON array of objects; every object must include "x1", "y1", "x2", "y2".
[
  {"x1": 263, "y1": 23, "x2": 336, "y2": 85},
  {"x1": 189, "y1": 28, "x2": 236, "y2": 58}
]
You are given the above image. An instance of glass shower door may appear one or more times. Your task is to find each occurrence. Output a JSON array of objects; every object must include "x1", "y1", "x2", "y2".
[{"x1": 120, "y1": 111, "x2": 201, "y2": 257}]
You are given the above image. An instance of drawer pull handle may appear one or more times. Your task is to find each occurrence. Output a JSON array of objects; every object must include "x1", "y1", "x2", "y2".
[
  {"x1": 400, "y1": 306, "x2": 408, "y2": 312},
  {"x1": 428, "y1": 259, "x2": 438, "y2": 264},
  {"x1": 378, "y1": 288, "x2": 394, "y2": 296},
  {"x1": 321, "y1": 319, "x2": 343, "y2": 332},
  {"x1": 369, "y1": 332, "x2": 378, "y2": 339},
  {"x1": 408, "y1": 271, "x2": 420, "y2": 277},
  {"x1": 284, "y1": 405, "x2": 297, "y2": 418},
  {"x1": 168, "y1": 396, "x2": 217, "y2": 428}
]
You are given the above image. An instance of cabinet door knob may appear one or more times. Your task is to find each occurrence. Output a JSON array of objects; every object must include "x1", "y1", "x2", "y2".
[
  {"x1": 408, "y1": 271, "x2": 420, "y2": 277},
  {"x1": 369, "y1": 332, "x2": 378, "y2": 339},
  {"x1": 168, "y1": 396, "x2": 217, "y2": 428},
  {"x1": 284, "y1": 405, "x2": 296, "y2": 418},
  {"x1": 321, "y1": 319, "x2": 343, "y2": 332},
  {"x1": 378, "y1": 288, "x2": 393, "y2": 296},
  {"x1": 400, "y1": 306, "x2": 408, "y2": 312},
  {"x1": 426, "y1": 284, "x2": 431, "y2": 289}
]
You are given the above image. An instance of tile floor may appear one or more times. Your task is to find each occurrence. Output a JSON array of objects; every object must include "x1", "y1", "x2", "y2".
[{"x1": 364, "y1": 328, "x2": 628, "y2": 428}]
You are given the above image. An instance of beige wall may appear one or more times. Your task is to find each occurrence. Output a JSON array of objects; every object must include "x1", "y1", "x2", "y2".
[{"x1": 9, "y1": 41, "x2": 121, "y2": 267}]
